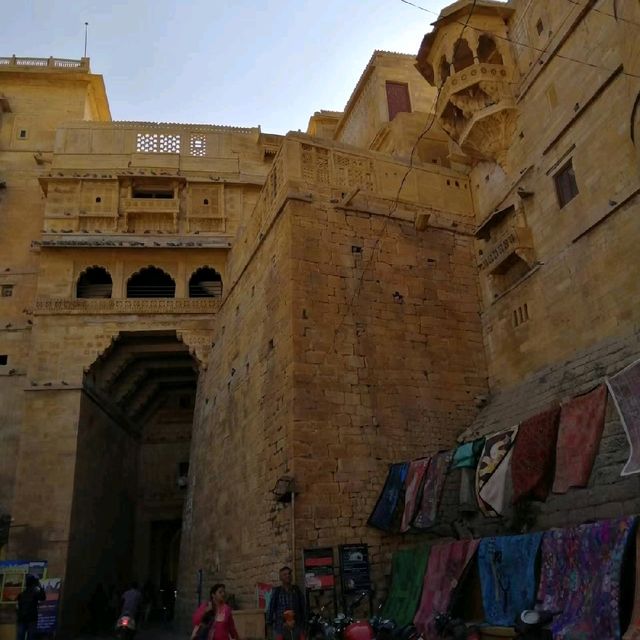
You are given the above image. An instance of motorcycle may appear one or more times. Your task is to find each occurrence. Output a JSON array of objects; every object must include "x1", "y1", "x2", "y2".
[{"x1": 115, "y1": 614, "x2": 136, "y2": 639}]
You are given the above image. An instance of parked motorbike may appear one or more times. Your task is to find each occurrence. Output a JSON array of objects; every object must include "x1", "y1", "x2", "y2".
[
  {"x1": 434, "y1": 613, "x2": 480, "y2": 640},
  {"x1": 115, "y1": 614, "x2": 136, "y2": 639}
]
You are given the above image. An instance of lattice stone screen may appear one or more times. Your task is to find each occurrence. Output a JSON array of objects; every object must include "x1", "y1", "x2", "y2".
[
  {"x1": 136, "y1": 133, "x2": 181, "y2": 154},
  {"x1": 189, "y1": 135, "x2": 207, "y2": 157}
]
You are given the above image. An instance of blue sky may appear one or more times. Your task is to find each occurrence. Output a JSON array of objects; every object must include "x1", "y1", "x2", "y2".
[{"x1": 2, "y1": 1, "x2": 459, "y2": 133}]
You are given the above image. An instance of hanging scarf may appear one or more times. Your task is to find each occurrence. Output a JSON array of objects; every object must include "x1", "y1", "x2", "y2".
[
  {"x1": 478, "y1": 533, "x2": 543, "y2": 626},
  {"x1": 553, "y1": 384, "x2": 607, "y2": 493},
  {"x1": 368, "y1": 462, "x2": 409, "y2": 531},
  {"x1": 476, "y1": 427, "x2": 518, "y2": 517},
  {"x1": 451, "y1": 437, "x2": 485, "y2": 470},
  {"x1": 412, "y1": 451, "x2": 452, "y2": 529},
  {"x1": 400, "y1": 458, "x2": 430, "y2": 533}
]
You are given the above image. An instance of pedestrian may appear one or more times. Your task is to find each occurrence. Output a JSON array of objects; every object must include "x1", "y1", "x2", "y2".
[
  {"x1": 191, "y1": 584, "x2": 240, "y2": 640},
  {"x1": 119, "y1": 581, "x2": 143, "y2": 623},
  {"x1": 276, "y1": 610, "x2": 306, "y2": 640},
  {"x1": 15, "y1": 574, "x2": 46, "y2": 640},
  {"x1": 266, "y1": 567, "x2": 305, "y2": 640}
]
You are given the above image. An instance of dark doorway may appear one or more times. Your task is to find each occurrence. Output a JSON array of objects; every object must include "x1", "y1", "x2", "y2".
[{"x1": 62, "y1": 331, "x2": 198, "y2": 634}]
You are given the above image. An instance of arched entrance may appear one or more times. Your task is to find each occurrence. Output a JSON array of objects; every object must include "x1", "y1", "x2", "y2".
[{"x1": 63, "y1": 330, "x2": 199, "y2": 631}]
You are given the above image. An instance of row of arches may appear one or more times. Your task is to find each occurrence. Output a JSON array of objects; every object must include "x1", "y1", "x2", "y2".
[
  {"x1": 428, "y1": 34, "x2": 505, "y2": 86},
  {"x1": 76, "y1": 266, "x2": 223, "y2": 299}
]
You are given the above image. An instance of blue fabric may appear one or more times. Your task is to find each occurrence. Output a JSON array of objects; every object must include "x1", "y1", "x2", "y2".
[
  {"x1": 451, "y1": 437, "x2": 485, "y2": 470},
  {"x1": 478, "y1": 532, "x2": 543, "y2": 626},
  {"x1": 368, "y1": 462, "x2": 409, "y2": 531}
]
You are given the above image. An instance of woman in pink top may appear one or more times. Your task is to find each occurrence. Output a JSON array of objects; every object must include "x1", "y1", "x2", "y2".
[{"x1": 191, "y1": 584, "x2": 240, "y2": 640}]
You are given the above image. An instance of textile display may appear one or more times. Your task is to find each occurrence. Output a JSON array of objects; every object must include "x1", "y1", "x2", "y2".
[
  {"x1": 607, "y1": 358, "x2": 640, "y2": 476},
  {"x1": 623, "y1": 525, "x2": 640, "y2": 640},
  {"x1": 511, "y1": 406, "x2": 560, "y2": 504},
  {"x1": 451, "y1": 437, "x2": 485, "y2": 470},
  {"x1": 413, "y1": 450, "x2": 452, "y2": 529},
  {"x1": 368, "y1": 462, "x2": 409, "y2": 531},
  {"x1": 382, "y1": 545, "x2": 430, "y2": 628},
  {"x1": 478, "y1": 533, "x2": 543, "y2": 627},
  {"x1": 537, "y1": 516, "x2": 635, "y2": 640},
  {"x1": 400, "y1": 458, "x2": 430, "y2": 533},
  {"x1": 553, "y1": 384, "x2": 608, "y2": 494},
  {"x1": 413, "y1": 538, "x2": 480, "y2": 639},
  {"x1": 476, "y1": 427, "x2": 518, "y2": 517}
]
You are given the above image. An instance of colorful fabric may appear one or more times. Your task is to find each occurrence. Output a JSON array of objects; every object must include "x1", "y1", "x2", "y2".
[
  {"x1": 623, "y1": 525, "x2": 640, "y2": 640},
  {"x1": 368, "y1": 462, "x2": 409, "y2": 531},
  {"x1": 553, "y1": 384, "x2": 608, "y2": 493},
  {"x1": 478, "y1": 533, "x2": 543, "y2": 626},
  {"x1": 382, "y1": 545, "x2": 430, "y2": 628},
  {"x1": 511, "y1": 406, "x2": 560, "y2": 504},
  {"x1": 413, "y1": 539, "x2": 480, "y2": 639},
  {"x1": 413, "y1": 451, "x2": 452, "y2": 529},
  {"x1": 451, "y1": 437, "x2": 485, "y2": 470},
  {"x1": 458, "y1": 468, "x2": 477, "y2": 513},
  {"x1": 537, "y1": 516, "x2": 635, "y2": 640},
  {"x1": 476, "y1": 427, "x2": 518, "y2": 517},
  {"x1": 607, "y1": 358, "x2": 640, "y2": 476},
  {"x1": 401, "y1": 458, "x2": 430, "y2": 532}
]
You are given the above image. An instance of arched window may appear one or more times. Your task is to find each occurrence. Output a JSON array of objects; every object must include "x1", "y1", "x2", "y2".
[
  {"x1": 477, "y1": 35, "x2": 503, "y2": 65},
  {"x1": 127, "y1": 266, "x2": 175, "y2": 298},
  {"x1": 439, "y1": 55, "x2": 451, "y2": 84},
  {"x1": 452, "y1": 39, "x2": 475, "y2": 72},
  {"x1": 77, "y1": 266, "x2": 113, "y2": 298},
  {"x1": 189, "y1": 267, "x2": 223, "y2": 298}
]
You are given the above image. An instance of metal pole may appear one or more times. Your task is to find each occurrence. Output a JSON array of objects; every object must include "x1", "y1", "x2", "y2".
[{"x1": 84, "y1": 22, "x2": 89, "y2": 58}]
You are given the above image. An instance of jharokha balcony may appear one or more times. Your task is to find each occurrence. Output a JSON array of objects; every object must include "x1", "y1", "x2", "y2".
[{"x1": 416, "y1": 1, "x2": 517, "y2": 166}]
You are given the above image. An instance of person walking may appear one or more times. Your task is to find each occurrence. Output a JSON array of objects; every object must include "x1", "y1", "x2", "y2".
[
  {"x1": 267, "y1": 567, "x2": 305, "y2": 640},
  {"x1": 16, "y1": 575, "x2": 46, "y2": 640},
  {"x1": 191, "y1": 584, "x2": 240, "y2": 640}
]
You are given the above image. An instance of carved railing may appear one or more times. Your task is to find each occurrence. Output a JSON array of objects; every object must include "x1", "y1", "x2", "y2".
[
  {"x1": 478, "y1": 226, "x2": 534, "y2": 273},
  {"x1": 34, "y1": 297, "x2": 220, "y2": 315},
  {"x1": 0, "y1": 56, "x2": 89, "y2": 70},
  {"x1": 121, "y1": 197, "x2": 180, "y2": 213}
]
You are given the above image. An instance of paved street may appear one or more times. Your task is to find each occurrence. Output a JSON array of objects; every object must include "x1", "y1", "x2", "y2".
[{"x1": 76, "y1": 625, "x2": 185, "y2": 640}]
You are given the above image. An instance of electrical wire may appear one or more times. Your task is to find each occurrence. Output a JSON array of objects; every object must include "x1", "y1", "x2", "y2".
[
  {"x1": 399, "y1": 0, "x2": 640, "y2": 81},
  {"x1": 330, "y1": 0, "x2": 479, "y2": 353}
]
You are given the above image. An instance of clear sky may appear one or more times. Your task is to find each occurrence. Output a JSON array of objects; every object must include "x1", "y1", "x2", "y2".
[{"x1": 2, "y1": 1, "x2": 462, "y2": 134}]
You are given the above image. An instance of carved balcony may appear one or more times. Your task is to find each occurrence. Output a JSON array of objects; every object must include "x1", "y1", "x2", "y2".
[
  {"x1": 121, "y1": 197, "x2": 179, "y2": 233},
  {"x1": 438, "y1": 63, "x2": 517, "y2": 166},
  {"x1": 33, "y1": 297, "x2": 220, "y2": 316},
  {"x1": 478, "y1": 226, "x2": 534, "y2": 275}
]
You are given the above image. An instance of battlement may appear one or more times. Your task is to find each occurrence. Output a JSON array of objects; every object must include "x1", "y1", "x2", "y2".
[{"x1": 0, "y1": 56, "x2": 90, "y2": 72}]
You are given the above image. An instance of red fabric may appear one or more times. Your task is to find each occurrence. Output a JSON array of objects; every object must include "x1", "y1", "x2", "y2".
[
  {"x1": 400, "y1": 458, "x2": 430, "y2": 532},
  {"x1": 511, "y1": 405, "x2": 560, "y2": 503},
  {"x1": 193, "y1": 602, "x2": 209, "y2": 627},
  {"x1": 207, "y1": 604, "x2": 239, "y2": 640},
  {"x1": 553, "y1": 384, "x2": 607, "y2": 494},
  {"x1": 413, "y1": 539, "x2": 479, "y2": 639}
]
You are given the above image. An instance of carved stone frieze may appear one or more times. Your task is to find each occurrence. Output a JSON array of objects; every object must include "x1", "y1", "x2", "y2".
[{"x1": 34, "y1": 297, "x2": 220, "y2": 315}]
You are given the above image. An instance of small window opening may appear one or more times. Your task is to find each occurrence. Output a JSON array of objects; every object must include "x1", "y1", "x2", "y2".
[
  {"x1": 452, "y1": 39, "x2": 475, "y2": 72},
  {"x1": 1, "y1": 285, "x2": 13, "y2": 297},
  {"x1": 127, "y1": 266, "x2": 175, "y2": 298},
  {"x1": 536, "y1": 19, "x2": 544, "y2": 35},
  {"x1": 18, "y1": 129, "x2": 27, "y2": 139},
  {"x1": 76, "y1": 266, "x2": 113, "y2": 299},
  {"x1": 554, "y1": 159, "x2": 579, "y2": 208},
  {"x1": 477, "y1": 35, "x2": 503, "y2": 65},
  {"x1": 203, "y1": 198, "x2": 209, "y2": 205},
  {"x1": 439, "y1": 55, "x2": 451, "y2": 84},
  {"x1": 189, "y1": 266, "x2": 223, "y2": 298},
  {"x1": 0, "y1": 355, "x2": 7, "y2": 365},
  {"x1": 95, "y1": 196, "x2": 102, "y2": 203}
]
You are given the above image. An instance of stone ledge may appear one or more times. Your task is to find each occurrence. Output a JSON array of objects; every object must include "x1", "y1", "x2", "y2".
[
  {"x1": 33, "y1": 297, "x2": 220, "y2": 315},
  {"x1": 34, "y1": 233, "x2": 233, "y2": 249}
]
